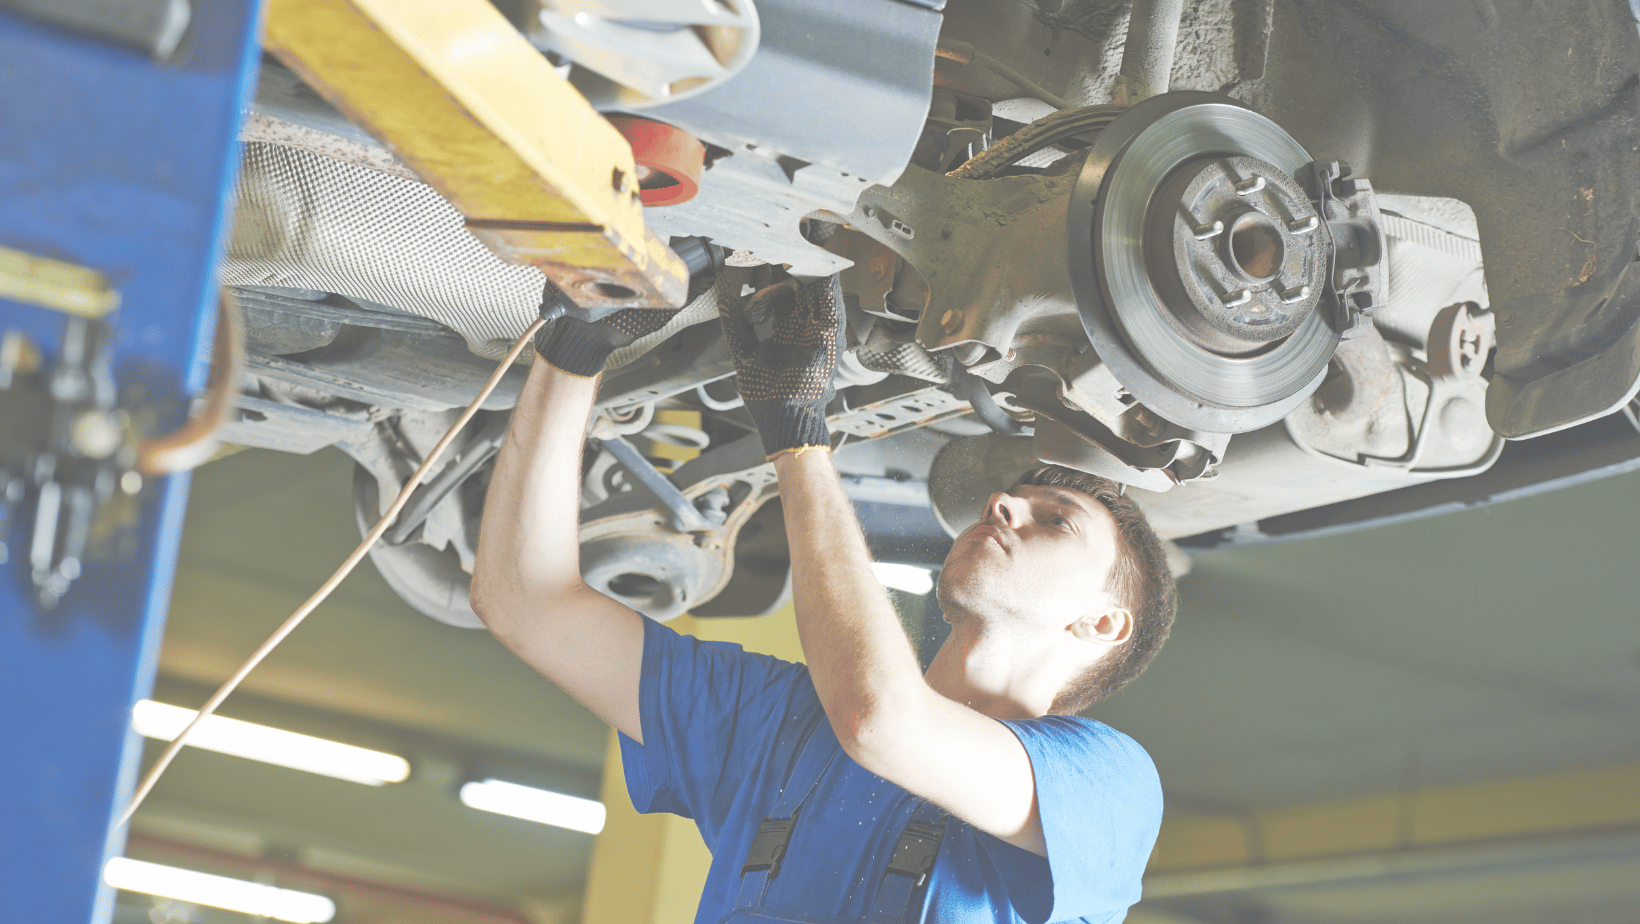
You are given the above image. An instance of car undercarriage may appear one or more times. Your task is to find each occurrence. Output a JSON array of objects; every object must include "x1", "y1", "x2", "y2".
[{"x1": 218, "y1": 0, "x2": 1640, "y2": 627}]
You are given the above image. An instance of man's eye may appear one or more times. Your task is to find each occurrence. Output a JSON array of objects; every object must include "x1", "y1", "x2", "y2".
[{"x1": 1050, "y1": 515, "x2": 1069, "y2": 528}]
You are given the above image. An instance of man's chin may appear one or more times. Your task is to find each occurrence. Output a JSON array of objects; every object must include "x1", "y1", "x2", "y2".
[
  {"x1": 941, "y1": 537, "x2": 998, "y2": 574},
  {"x1": 935, "y1": 564, "x2": 1003, "y2": 616}
]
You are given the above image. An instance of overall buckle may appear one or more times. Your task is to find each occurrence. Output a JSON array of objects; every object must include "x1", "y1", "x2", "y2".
[
  {"x1": 741, "y1": 815, "x2": 797, "y2": 878},
  {"x1": 885, "y1": 817, "x2": 946, "y2": 886}
]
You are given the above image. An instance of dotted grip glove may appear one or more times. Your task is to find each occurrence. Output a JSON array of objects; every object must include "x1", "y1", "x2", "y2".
[
  {"x1": 533, "y1": 284, "x2": 680, "y2": 378},
  {"x1": 720, "y1": 274, "x2": 846, "y2": 460}
]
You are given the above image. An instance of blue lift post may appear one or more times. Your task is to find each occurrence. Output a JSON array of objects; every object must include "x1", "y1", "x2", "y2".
[{"x1": 0, "y1": 4, "x2": 262, "y2": 922}]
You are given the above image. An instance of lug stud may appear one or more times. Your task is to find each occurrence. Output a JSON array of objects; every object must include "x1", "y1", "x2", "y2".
[{"x1": 1192, "y1": 219, "x2": 1224, "y2": 241}]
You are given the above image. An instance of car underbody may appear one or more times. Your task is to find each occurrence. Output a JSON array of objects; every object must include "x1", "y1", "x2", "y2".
[{"x1": 218, "y1": 0, "x2": 1640, "y2": 627}]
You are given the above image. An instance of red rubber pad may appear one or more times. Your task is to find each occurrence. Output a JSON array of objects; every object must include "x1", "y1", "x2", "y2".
[{"x1": 608, "y1": 116, "x2": 706, "y2": 207}]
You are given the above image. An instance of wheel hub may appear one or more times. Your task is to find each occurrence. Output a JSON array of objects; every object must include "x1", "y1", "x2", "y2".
[
  {"x1": 1146, "y1": 154, "x2": 1327, "y2": 356},
  {"x1": 1067, "y1": 92, "x2": 1345, "y2": 433}
]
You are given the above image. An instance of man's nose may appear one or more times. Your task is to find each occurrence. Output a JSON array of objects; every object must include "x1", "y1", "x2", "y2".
[{"x1": 986, "y1": 492, "x2": 1019, "y2": 526}]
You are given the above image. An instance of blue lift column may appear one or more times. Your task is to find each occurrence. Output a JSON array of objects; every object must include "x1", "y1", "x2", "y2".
[{"x1": 0, "y1": 3, "x2": 262, "y2": 922}]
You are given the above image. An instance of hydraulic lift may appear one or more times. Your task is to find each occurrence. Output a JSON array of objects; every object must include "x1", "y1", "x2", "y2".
[
  {"x1": 0, "y1": 3, "x2": 263, "y2": 921},
  {"x1": 0, "y1": 2, "x2": 686, "y2": 919}
]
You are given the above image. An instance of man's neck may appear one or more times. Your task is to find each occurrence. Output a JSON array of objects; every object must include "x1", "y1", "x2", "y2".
[{"x1": 923, "y1": 615, "x2": 1069, "y2": 720}]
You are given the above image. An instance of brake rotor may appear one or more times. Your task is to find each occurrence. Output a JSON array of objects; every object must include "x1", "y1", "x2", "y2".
[{"x1": 1067, "y1": 92, "x2": 1341, "y2": 434}]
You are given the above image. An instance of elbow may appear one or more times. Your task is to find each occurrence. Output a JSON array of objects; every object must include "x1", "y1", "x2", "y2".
[
  {"x1": 470, "y1": 539, "x2": 570, "y2": 607},
  {"x1": 468, "y1": 555, "x2": 506, "y2": 618},
  {"x1": 469, "y1": 562, "x2": 591, "y2": 637},
  {"x1": 467, "y1": 569, "x2": 506, "y2": 632},
  {"x1": 466, "y1": 559, "x2": 546, "y2": 633},
  {"x1": 468, "y1": 575, "x2": 495, "y2": 613}
]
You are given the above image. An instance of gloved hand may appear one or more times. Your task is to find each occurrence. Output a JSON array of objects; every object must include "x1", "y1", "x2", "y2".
[
  {"x1": 719, "y1": 274, "x2": 847, "y2": 460},
  {"x1": 534, "y1": 282, "x2": 681, "y2": 378}
]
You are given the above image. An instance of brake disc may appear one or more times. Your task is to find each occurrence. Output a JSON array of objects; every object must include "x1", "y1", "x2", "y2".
[{"x1": 1068, "y1": 92, "x2": 1341, "y2": 433}]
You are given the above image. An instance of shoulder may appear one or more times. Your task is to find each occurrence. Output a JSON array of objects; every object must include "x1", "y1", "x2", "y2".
[
  {"x1": 947, "y1": 717, "x2": 1161, "y2": 920},
  {"x1": 635, "y1": 615, "x2": 816, "y2": 738},
  {"x1": 990, "y1": 717, "x2": 1162, "y2": 916},
  {"x1": 622, "y1": 616, "x2": 818, "y2": 824},
  {"x1": 1005, "y1": 715, "x2": 1156, "y2": 763},
  {"x1": 641, "y1": 615, "x2": 810, "y2": 681},
  {"x1": 1001, "y1": 715, "x2": 1162, "y2": 817}
]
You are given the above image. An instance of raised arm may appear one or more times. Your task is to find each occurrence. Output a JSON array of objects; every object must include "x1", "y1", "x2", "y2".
[
  {"x1": 470, "y1": 360, "x2": 646, "y2": 741},
  {"x1": 773, "y1": 448, "x2": 1048, "y2": 856},
  {"x1": 721, "y1": 278, "x2": 1048, "y2": 856},
  {"x1": 470, "y1": 303, "x2": 682, "y2": 743}
]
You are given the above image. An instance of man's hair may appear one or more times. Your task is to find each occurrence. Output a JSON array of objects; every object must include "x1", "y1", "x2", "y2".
[{"x1": 1011, "y1": 465, "x2": 1177, "y2": 713}]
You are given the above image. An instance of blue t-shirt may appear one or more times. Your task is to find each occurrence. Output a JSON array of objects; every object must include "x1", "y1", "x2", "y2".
[{"x1": 619, "y1": 616, "x2": 1163, "y2": 924}]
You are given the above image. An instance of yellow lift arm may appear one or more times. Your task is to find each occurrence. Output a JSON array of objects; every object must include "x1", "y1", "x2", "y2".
[{"x1": 264, "y1": 0, "x2": 690, "y2": 310}]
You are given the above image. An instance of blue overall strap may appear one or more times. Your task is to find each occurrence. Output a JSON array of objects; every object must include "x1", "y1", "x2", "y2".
[
  {"x1": 866, "y1": 799, "x2": 950, "y2": 923},
  {"x1": 734, "y1": 702, "x2": 840, "y2": 908}
]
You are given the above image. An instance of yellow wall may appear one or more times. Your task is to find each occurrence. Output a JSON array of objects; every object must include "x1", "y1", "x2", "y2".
[{"x1": 1149, "y1": 761, "x2": 1640, "y2": 873}]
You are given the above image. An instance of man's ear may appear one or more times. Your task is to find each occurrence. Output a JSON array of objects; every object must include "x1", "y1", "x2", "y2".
[{"x1": 1070, "y1": 607, "x2": 1133, "y2": 646}]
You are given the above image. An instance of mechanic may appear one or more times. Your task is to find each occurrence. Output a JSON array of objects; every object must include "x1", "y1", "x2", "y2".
[{"x1": 471, "y1": 274, "x2": 1177, "y2": 923}]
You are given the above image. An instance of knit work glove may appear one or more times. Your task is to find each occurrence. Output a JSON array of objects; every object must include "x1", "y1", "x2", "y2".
[
  {"x1": 720, "y1": 274, "x2": 846, "y2": 460},
  {"x1": 533, "y1": 284, "x2": 681, "y2": 378}
]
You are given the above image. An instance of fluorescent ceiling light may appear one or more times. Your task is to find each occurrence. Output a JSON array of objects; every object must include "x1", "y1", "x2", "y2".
[
  {"x1": 872, "y1": 562, "x2": 934, "y2": 595},
  {"x1": 131, "y1": 700, "x2": 409, "y2": 786},
  {"x1": 460, "y1": 778, "x2": 607, "y2": 835},
  {"x1": 104, "y1": 857, "x2": 335, "y2": 923}
]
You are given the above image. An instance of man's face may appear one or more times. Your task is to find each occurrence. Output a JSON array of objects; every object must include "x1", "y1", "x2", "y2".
[{"x1": 937, "y1": 483, "x2": 1123, "y2": 629}]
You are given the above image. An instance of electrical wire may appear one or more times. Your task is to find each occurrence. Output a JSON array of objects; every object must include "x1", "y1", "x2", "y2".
[
  {"x1": 936, "y1": 39, "x2": 1074, "y2": 111},
  {"x1": 115, "y1": 317, "x2": 547, "y2": 830},
  {"x1": 971, "y1": 50, "x2": 1074, "y2": 111}
]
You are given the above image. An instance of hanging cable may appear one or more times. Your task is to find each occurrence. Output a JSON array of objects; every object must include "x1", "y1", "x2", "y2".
[
  {"x1": 936, "y1": 39, "x2": 1075, "y2": 111},
  {"x1": 115, "y1": 317, "x2": 546, "y2": 830}
]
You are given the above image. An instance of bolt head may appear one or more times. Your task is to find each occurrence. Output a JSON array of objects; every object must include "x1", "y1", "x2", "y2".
[
  {"x1": 940, "y1": 309, "x2": 964, "y2": 334},
  {"x1": 70, "y1": 410, "x2": 120, "y2": 459}
]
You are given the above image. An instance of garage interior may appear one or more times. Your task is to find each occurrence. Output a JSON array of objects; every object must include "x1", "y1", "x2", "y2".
[
  {"x1": 4, "y1": 0, "x2": 1639, "y2": 921},
  {"x1": 121, "y1": 434, "x2": 1640, "y2": 924}
]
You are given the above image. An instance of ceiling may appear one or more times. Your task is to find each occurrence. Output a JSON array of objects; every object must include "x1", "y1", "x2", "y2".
[
  {"x1": 124, "y1": 435, "x2": 1640, "y2": 923},
  {"x1": 134, "y1": 446, "x2": 606, "y2": 921}
]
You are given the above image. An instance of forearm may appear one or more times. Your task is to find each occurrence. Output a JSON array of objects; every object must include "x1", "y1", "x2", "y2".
[
  {"x1": 472, "y1": 359, "x2": 599, "y2": 613},
  {"x1": 773, "y1": 449, "x2": 928, "y2": 745}
]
